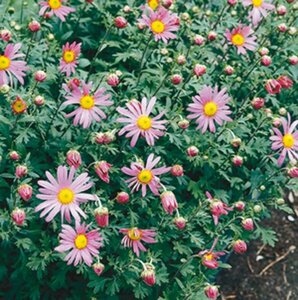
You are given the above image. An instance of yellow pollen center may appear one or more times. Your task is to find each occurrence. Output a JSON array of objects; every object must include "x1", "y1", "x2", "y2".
[
  {"x1": 74, "y1": 234, "x2": 88, "y2": 249},
  {"x1": 0, "y1": 55, "x2": 10, "y2": 70},
  {"x1": 148, "y1": 0, "x2": 159, "y2": 10},
  {"x1": 231, "y1": 33, "x2": 245, "y2": 46},
  {"x1": 12, "y1": 100, "x2": 26, "y2": 113},
  {"x1": 137, "y1": 115, "x2": 152, "y2": 130},
  {"x1": 204, "y1": 253, "x2": 214, "y2": 261},
  {"x1": 63, "y1": 50, "x2": 75, "y2": 63},
  {"x1": 252, "y1": 0, "x2": 263, "y2": 7},
  {"x1": 57, "y1": 188, "x2": 74, "y2": 205},
  {"x1": 128, "y1": 228, "x2": 142, "y2": 241},
  {"x1": 151, "y1": 20, "x2": 165, "y2": 34},
  {"x1": 80, "y1": 95, "x2": 95, "y2": 109},
  {"x1": 282, "y1": 134, "x2": 295, "y2": 148},
  {"x1": 48, "y1": 0, "x2": 62, "y2": 9},
  {"x1": 204, "y1": 101, "x2": 218, "y2": 117},
  {"x1": 137, "y1": 169, "x2": 153, "y2": 184}
]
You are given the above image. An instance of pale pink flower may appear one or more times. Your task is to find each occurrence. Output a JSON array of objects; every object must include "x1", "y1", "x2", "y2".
[
  {"x1": 63, "y1": 81, "x2": 113, "y2": 129},
  {"x1": 117, "y1": 97, "x2": 167, "y2": 147},
  {"x1": 55, "y1": 222, "x2": 102, "y2": 266},
  {"x1": 225, "y1": 24, "x2": 257, "y2": 55},
  {"x1": 139, "y1": 6, "x2": 179, "y2": 43},
  {"x1": 39, "y1": 0, "x2": 75, "y2": 22},
  {"x1": 35, "y1": 166, "x2": 94, "y2": 223},
  {"x1": 119, "y1": 227, "x2": 157, "y2": 257},
  {"x1": 242, "y1": 0, "x2": 275, "y2": 26},
  {"x1": 269, "y1": 113, "x2": 298, "y2": 166},
  {"x1": 121, "y1": 154, "x2": 170, "y2": 196},
  {"x1": 187, "y1": 85, "x2": 232, "y2": 133},
  {"x1": 59, "y1": 42, "x2": 81, "y2": 77},
  {"x1": 0, "y1": 43, "x2": 29, "y2": 86}
]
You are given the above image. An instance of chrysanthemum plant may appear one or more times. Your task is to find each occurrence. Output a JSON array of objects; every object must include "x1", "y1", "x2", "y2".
[{"x1": 0, "y1": 0, "x2": 297, "y2": 299}]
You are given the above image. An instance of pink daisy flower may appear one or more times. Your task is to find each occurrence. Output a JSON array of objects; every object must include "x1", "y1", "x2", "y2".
[
  {"x1": 39, "y1": 0, "x2": 75, "y2": 22},
  {"x1": 0, "y1": 43, "x2": 29, "y2": 86},
  {"x1": 119, "y1": 227, "x2": 157, "y2": 257},
  {"x1": 59, "y1": 42, "x2": 81, "y2": 77},
  {"x1": 269, "y1": 113, "x2": 298, "y2": 166},
  {"x1": 55, "y1": 222, "x2": 102, "y2": 266},
  {"x1": 139, "y1": 6, "x2": 179, "y2": 43},
  {"x1": 63, "y1": 81, "x2": 113, "y2": 129},
  {"x1": 116, "y1": 97, "x2": 167, "y2": 147},
  {"x1": 187, "y1": 85, "x2": 233, "y2": 133},
  {"x1": 225, "y1": 24, "x2": 257, "y2": 55},
  {"x1": 242, "y1": 0, "x2": 275, "y2": 26},
  {"x1": 121, "y1": 154, "x2": 170, "y2": 197},
  {"x1": 35, "y1": 166, "x2": 95, "y2": 223}
]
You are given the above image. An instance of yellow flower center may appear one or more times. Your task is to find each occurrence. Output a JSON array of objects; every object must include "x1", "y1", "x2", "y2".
[
  {"x1": 282, "y1": 134, "x2": 295, "y2": 148},
  {"x1": 63, "y1": 50, "x2": 75, "y2": 63},
  {"x1": 137, "y1": 169, "x2": 153, "y2": 184},
  {"x1": 12, "y1": 99, "x2": 26, "y2": 113},
  {"x1": 252, "y1": 0, "x2": 263, "y2": 7},
  {"x1": 0, "y1": 55, "x2": 10, "y2": 70},
  {"x1": 128, "y1": 228, "x2": 142, "y2": 241},
  {"x1": 48, "y1": 0, "x2": 62, "y2": 9},
  {"x1": 151, "y1": 20, "x2": 165, "y2": 34},
  {"x1": 57, "y1": 188, "x2": 75, "y2": 205},
  {"x1": 204, "y1": 101, "x2": 218, "y2": 117},
  {"x1": 231, "y1": 33, "x2": 245, "y2": 46},
  {"x1": 74, "y1": 234, "x2": 88, "y2": 249},
  {"x1": 148, "y1": 0, "x2": 159, "y2": 10},
  {"x1": 137, "y1": 115, "x2": 152, "y2": 130},
  {"x1": 204, "y1": 253, "x2": 214, "y2": 261},
  {"x1": 80, "y1": 95, "x2": 95, "y2": 109}
]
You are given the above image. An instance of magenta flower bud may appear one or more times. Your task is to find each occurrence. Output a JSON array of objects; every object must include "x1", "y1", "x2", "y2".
[
  {"x1": 272, "y1": 117, "x2": 281, "y2": 127},
  {"x1": 141, "y1": 264, "x2": 156, "y2": 286},
  {"x1": 162, "y1": 0, "x2": 174, "y2": 8},
  {"x1": 187, "y1": 146, "x2": 199, "y2": 157},
  {"x1": 204, "y1": 285, "x2": 219, "y2": 299},
  {"x1": 234, "y1": 201, "x2": 245, "y2": 211},
  {"x1": 86, "y1": 0, "x2": 94, "y2": 3},
  {"x1": 66, "y1": 150, "x2": 82, "y2": 169},
  {"x1": 233, "y1": 240, "x2": 247, "y2": 254},
  {"x1": 208, "y1": 31, "x2": 217, "y2": 41},
  {"x1": 277, "y1": 75, "x2": 293, "y2": 89},
  {"x1": 277, "y1": 23, "x2": 287, "y2": 32},
  {"x1": 230, "y1": 137, "x2": 241, "y2": 148},
  {"x1": 94, "y1": 161, "x2": 112, "y2": 183},
  {"x1": 224, "y1": 65, "x2": 234, "y2": 75},
  {"x1": 28, "y1": 20, "x2": 41, "y2": 32},
  {"x1": 251, "y1": 97, "x2": 265, "y2": 110},
  {"x1": 106, "y1": 73, "x2": 120, "y2": 87},
  {"x1": 34, "y1": 95, "x2": 45, "y2": 106},
  {"x1": 114, "y1": 16, "x2": 128, "y2": 28},
  {"x1": 227, "y1": 0, "x2": 237, "y2": 6},
  {"x1": 11, "y1": 208, "x2": 26, "y2": 226},
  {"x1": 116, "y1": 191, "x2": 130, "y2": 204},
  {"x1": 259, "y1": 47, "x2": 269, "y2": 56},
  {"x1": 171, "y1": 74, "x2": 183, "y2": 85},
  {"x1": 232, "y1": 155, "x2": 243, "y2": 166},
  {"x1": 67, "y1": 78, "x2": 81, "y2": 90},
  {"x1": 94, "y1": 207, "x2": 109, "y2": 227},
  {"x1": 265, "y1": 79, "x2": 282, "y2": 94},
  {"x1": 9, "y1": 151, "x2": 20, "y2": 161},
  {"x1": 288, "y1": 167, "x2": 298, "y2": 178},
  {"x1": 160, "y1": 191, "x2": 178, "y2": 215},
  {"x1": 94, "y1": 132, "x2": 106, "y2": 144},
  {"x1": 15, "y1": 165, "x2": 28, "y2": 178},
  {"x1": 194, "y1": 34, "x2": 205, "y2": 45},
  {"x1": 18, "y1": 184, "x2": 33, "y2": 201},
  {"x1": 34, "y1": 70, "x2": 47, "y2": 82},
  {"x1": 242, "y1": 218, "x2": 254, "y2": 231},
  {"x1": 193, "y1": 64, "x2": 206, "y2": 77},
  {"x1": 177, "y1": 54, "x2": 186, "y2": 65},
  {"x1": 289, "y1": 55, "x2": 298, "y2": 65},
  {"x1": 0, "y1": 29, "x2": 12, "y2": 42},
  {"x1": 171, "y1": 164, "x2": 184, "y2": 177},
  {"x1": 93, "y1": 262, "x2": 105, "y2": 276},
  {"x1": 174, "y1": 216, "x2": 187, "y2": 230},
  {"x1": 261, "y1": 55, "x2": 272, "y2": 66},
  {"x1": 178, "y1": 119, "x2": 189, "y2": 129},
  {"x1": 276, "y1": 5, "x2": 287, "y2": 15}
]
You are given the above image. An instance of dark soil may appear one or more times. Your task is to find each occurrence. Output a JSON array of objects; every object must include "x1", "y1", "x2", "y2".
[{"x1": 217, "y1": 210, "x2": 298, "y2": 300}]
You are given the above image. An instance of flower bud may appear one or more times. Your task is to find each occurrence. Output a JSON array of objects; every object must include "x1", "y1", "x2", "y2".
[
  {"x1": 116, "y1": 191, "x2": 130, "y2": 204},
  {"x1": 194, "y1": 34, "x2": 205, "y2": 45},
  {"x1": 178, "y1": 119, "x2": 189, "y2": 129},
  {"x1": 276, "y1": 5, "x2": 287, "y2": 15},
  {"x1": 187, "y1": 146, "x2": 199, "y2": 157},
  {"x1": 15, "y1": 165, "x2": 28, "y2": 178},
  {"x1": 230, "y1": 137, "x2": 241, "y2": 148},
  {"x1": 9, "y1": 151, "x2": 20, "y2": 161},
  {"x1": 28, "y1": 20, "x2": 41, "y2": 32},
  {"x1": 34, "y1": 95, "x2": 45, "y2": 106},
  {"x1": 66, "y1": 150, "x2": 82, "y2": 169},
  {"x1": 18, "y1": 184, "x2": 33, "y2": 201},
  {"x1": 177, "y1": 54, "x2": 186, "y2": 65},
  {"x1": 277, "y1": 75, "x2": 293, "y2": 89},
  {"x1": 93, "y1": 262, "x2": 105, "y2": 276},
  {"x1": 160, "y1": 191, "x2": 178, "y2": 215},
  {"x1": 0, "y1": 29, "x2": 12, "y2": 42},
  {"x1": 232, "y1": 155, "x2": 243, "y2": 167},
  {"x1": 254, "y1": 205, "x2": 262, "y2": 213},
  {"x1": 162, "y1": 0, "x2": 173, "y2": 8},
  {"x1": 272, "y1": 117, "x2": 281, "y2": 127},
  {"x1": 279, "y1": 107, "x2": 287, "y2": 115},
  {"x1": 227, "y1": 0, "x2": 238, "y2": 6},
  {"x1": 242, "y1": 218, "x2": 254, "y2": 231},
  {"x1": 171, "y1": 164, "x2": 184, "y2": 177},
  {"x1": 0, "y1": 84, "x2": 10, "y2": 94},
  {"x1": 174, "y1": 216, "x2": 187, "y2": 230},
  {"x1": 106, "y1": 73, "x2": 120, "y2": 87},
  {"x1": 114, "y1": 16, "x2": 128, "y2": 28},
  {"x1": 207, "y1": 31, "x2": 217, "y2": 41},
  {"x1": 276, "y1": 198, "x2": 285, "y2": 205},
  {"x1": 123, "y1": 5, "x2": 131, "y2": 13},
  {"x1": 288, "y1": 167, "x2": 298, "y2": 178},
  {"x1": 265, "y1": 79, "x2": 281, "y2": 94},
  {"x1": 234, "y1": 201, "x2": 245, "y2": 211},
  {"x1": 277, "y1": 23, "x2": 287, "y2": 32},
  {"x1": 171, "y1": 74, "x2": 183, "y2": 85},
  {"x1": 261, "y1": 55, "x2": 271, "y2": 66},
  {"x1": 251, "y1": 97, "x2": 265, "y2": 110},
  {"x1": 224, "y1": 65, "x2": 234, "y2": 75},
  {"x1": 34, "y1": 70, "x2": 47, "y2": 82},
  {"x1": 193, "y1": 64, "x2": 206, "y2": 77},
  {"x1": 47, "y1": 33, "x2": 55, "y2": 41},
  {"x1": 11, "y1": 208, "x2": 26, "y2": 226},
  {"x1": 204, "y1": 285, "x2": 219, "y2": 299},
  {"x1": 259, "y1": 47, "x2": 269, "y2": 56},
  {"x1": 94, "y1": 161, "x2": 112, "y2": 183},
  {"x1": 233, "y1": 240, "x2": 247, "y2": 254},
  {"x1": 141, "y1": 264, "x2": 156, "y2": 286},
  {"x1": 289, "y1": 55, "x2": 298, "y2": 65},
  {"x1": 94, "y1": 207, "x2": 109, "y2": 227}
]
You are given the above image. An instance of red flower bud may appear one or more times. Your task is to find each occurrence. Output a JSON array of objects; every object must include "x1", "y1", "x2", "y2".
[
  {"x1": 116, "y1": 191, "x2": 130, "y2": 204},
  {"x1": 171, "y1": 164, "x2": 184, "y2": 176},
  {"x1": 94, "y1": 207, "x2": 109, "y2": 227},
  {"x1": 233, "y1": 239, "x2": 247, "y2": 254}
]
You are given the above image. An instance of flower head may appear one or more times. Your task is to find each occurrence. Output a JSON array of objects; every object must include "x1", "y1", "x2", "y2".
[
  {"x1": 39, "y1": 0, "x2": 75, "y2": 22},
  {"x1": 35, "y1": 166, "x2": 95, "y2": 223},
  {"x1": 117, "y1": 97, "x2": 167, "y2": 147},
  {"x1": 119, "y1": 227, "x2": 157, "y2": 257},
  {"x1": 55, "y1": 222, "x2": 102, "y2": 266},
  {"x1": 187, "y1": 85, "x2": 232, "y2": 133},
  {"x1": 121, "y1": 154, "x2": 170, "y2": 196},
  {"x1": 270, "y1": 113, "x2": 298, "y2": 166},
  {"x1": 160, "y1": 191, "x2": 178, "y2": 215},
  {"x1": 226, "y1": 24, "x2": 257, "y2": 55},
  {"x1": 59, "y1": 42, "x2": 81, "y2": 77},
  {"x1": 63, "y1": 81, "x2": 113, "y2": 129}
]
